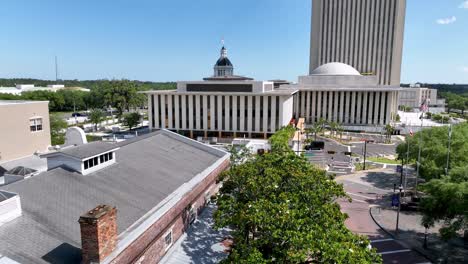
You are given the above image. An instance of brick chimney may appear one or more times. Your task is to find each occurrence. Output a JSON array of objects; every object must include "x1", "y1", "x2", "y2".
[{"x1": 78, "y1": 205, "x2": 117, "y2": 264}]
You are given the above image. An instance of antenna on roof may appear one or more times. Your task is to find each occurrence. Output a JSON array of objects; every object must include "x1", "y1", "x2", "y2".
[{"x1": 55, "y1": 56, "x2": 59, "y2": 83}]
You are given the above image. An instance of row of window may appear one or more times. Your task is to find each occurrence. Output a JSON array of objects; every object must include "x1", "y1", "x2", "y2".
[
  {"x1": 30, "y1": 118, "x2": 43, "y2": 132},
  {"x1": 151, "y1": 94, "x2": 281, "y2": 132},
  {"x1": 83, "y1": 152, "x2": 113, "y2": 170},
  {"x1": 296, "y1": 91, "x2": 392, "y2": 125}
]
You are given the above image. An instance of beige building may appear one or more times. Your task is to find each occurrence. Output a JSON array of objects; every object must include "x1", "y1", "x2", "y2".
[
  {"x1": 310, "y1": 0, "x2": 407, "y2": 86},
  {"x1": 0, "y1": 101, "x2": 51, "y2": 162}
]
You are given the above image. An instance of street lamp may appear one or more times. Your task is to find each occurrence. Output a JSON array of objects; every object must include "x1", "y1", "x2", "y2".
[
  {"x1": 423, "y1": 224, "x2": 429, "y2": 249},
  {"x1": 395, "y1": 184, "x2": 403, "y2": 236}
]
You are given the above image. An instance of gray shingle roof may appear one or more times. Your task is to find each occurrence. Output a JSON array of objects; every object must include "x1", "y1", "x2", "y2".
[
  {"x1": 57, "y1": 141, "x2": 119, "y2": 160},
  {"x1": 0, "y1": 130, "x2": 227, "y2": 264}
]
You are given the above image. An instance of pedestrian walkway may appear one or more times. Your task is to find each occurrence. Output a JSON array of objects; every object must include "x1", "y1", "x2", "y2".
[
  {"x1": 371, "y1": 206, "x2": 467, "y2": 263},
  {"x1": 160, "y1": 204, "x2": 231, "y2": 264}
]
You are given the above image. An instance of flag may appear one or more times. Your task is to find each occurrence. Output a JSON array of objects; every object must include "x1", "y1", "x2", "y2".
[
  {"x1": 419, "y1": 98, "x2": 428, "y2": 112},
  {"x1": 409, "y1": 129, "x2": 414, "y2": 137}
]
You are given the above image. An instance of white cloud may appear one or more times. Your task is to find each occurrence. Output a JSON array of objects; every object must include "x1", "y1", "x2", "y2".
[
  {"x1": 459, "y1": 1, "x2": 468, "y2": 9},
  {"x1": 462, "y1": 67, "x2": 468, "y2": 73},
  {"x1": 436, "y1": 16, "x2": 457, "y2": 25}
]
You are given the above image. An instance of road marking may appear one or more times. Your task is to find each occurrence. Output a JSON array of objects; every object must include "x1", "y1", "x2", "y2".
[
  {"x1": 350, "y1": 198, "x2": 367, "y2": 203},
  {"x1": 379, "y1": 249, "x2": 411, "y2": 255},
  {"x1": 370, "y1": 238, "x2": 394, "y2": 243},
  {"x1": 328, "y1": 170, "x2": 348, "y2": 174},
  {"x1": 347, "y1": 192, "x2": 374, "y2": 199},
  {"x1": 347, "y1": 146, "x2": 351, "y2": 152}
]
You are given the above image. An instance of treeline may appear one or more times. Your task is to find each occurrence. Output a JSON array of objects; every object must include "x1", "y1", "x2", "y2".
[
  {"x1": 401, "y1": 83, "x2": 468, "y2": 96},
  {"x1": 0, "y1": 79, "x2": 176, "y2": 113},
  {"x1": 0, "y1": 78, "x2": 176, "y2": 91},
  {"x1": 441, "y1": 92, "x2": 468, "y2": 114}
]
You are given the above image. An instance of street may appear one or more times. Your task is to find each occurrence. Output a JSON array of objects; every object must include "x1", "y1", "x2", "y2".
[{"x1": 337, "y1": 171, "x2": 431, "y2": 264}]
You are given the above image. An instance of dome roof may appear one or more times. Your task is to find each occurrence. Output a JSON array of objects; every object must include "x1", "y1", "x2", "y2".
[
  {"x1": 311, "y1": 62, "x2": 361, "y2": 76},
  {"x1": 215, "y1": 57, "x2": 233, "y2": 67}
]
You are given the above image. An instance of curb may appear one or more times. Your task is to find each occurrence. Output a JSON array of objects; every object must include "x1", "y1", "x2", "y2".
[
  {"x1": 369, "y1": 206, "x2": 436, "y2": 263},
  {"x1": 369, "y1": 206, "x2": 395, "y2": 239}
]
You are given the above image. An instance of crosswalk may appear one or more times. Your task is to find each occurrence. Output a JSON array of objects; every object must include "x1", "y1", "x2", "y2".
[{"x1": 370, "y1": 238, "x2": 430, "y2": 264}]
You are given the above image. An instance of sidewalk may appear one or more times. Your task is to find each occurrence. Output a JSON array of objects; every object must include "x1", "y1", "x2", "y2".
[{"x1": 371, "y1": 206, "x2": 467, "y2": 263}]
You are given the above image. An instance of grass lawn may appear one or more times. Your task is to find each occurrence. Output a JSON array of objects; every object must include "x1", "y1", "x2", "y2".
[
  {"x1": 354, "y1": 163, "x2": 378, "y2": 171},
  {"x1": 367, "y1": 157, "x2": 400, "y2": 164}
]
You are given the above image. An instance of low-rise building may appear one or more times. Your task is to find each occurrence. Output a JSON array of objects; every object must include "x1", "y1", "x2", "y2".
[
  {"x1": 0, "y1": 129, "x2": 229, "y2": 264},
  {"x1": 0, "y1": 84, "x2": 90, "y2": 95},
  {"x1": 398, "y1": 87, "x2": 445, "y2": 109},
  {"x1": 0, "y1": 100, "x2": 51, "y2": 162}
]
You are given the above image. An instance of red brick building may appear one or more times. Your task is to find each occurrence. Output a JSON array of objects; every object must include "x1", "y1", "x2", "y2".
[{"x1": 0, "y1": 130, "x2": 229, "y2": 264}]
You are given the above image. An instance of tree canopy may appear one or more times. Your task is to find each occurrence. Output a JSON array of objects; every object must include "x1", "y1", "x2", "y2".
[
  {"x1": 122, "y1": 112, "x2": 142, "y2": 130},
  {"x1": 49, "y1": 114, "x2": 68, "y2": 145},
  {"x1": 396, "y1": 123, "x2": 468, "y2": 239},
  {"x1": 214, "y1": 127, "x2": 381, "y2": 263},
  {"x1": 0, "y1": 79, "x2": 175, "y2": 112}
]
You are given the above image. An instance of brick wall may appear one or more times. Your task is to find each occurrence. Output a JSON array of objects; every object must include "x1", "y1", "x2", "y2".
[{"x1": 110, "y1": 158, "x2": 229, "y2": 264}]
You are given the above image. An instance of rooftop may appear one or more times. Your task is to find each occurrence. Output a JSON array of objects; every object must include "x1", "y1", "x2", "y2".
[
  {"x1": 311, "y1": 62, "x2": 361, "y2": 76},
  {"x1": 0, "y1": 100, "x2": 49, "y2": 106},
  {"x1": 203, "y1": 75, "x2": 253, "y2": 81},
  {"x1": 47, "y1": 141, "x2": 120, "y2": 160},
  {"x1": 0, "y1": 130, "x2": 228, "y2": 264}
]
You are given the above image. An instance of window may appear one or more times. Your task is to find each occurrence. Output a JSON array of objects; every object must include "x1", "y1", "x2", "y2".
[
  {"x1": 164, "y1": 229, "x2": 173, "y2": 250},
  {"x1": 189, "y1": 203, "x2": 197, "y2": 224},
  {"x1": 30, "y1": 118, "x2": 43, "y2": 132},
  {"x1": 83, "y1": 152, "x2": 114, "y2": 171}
]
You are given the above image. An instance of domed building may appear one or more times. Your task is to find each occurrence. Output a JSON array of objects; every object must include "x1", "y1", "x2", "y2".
[
  {"x1": 145, "y1": 45, "x2": 296, "y2": 139},
  {"x1": 213, "y1": 46, "x2": 233, "y2": 77},
  {"x1": 283, "y1": 62, "x2": 401, "y2": 130}
]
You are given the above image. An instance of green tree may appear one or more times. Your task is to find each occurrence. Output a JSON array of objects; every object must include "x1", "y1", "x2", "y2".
[
  {"x1": 396, "y1": 123, "x2": 468, "y2": 240},
  {"x1": 122, "y1": 112, "x2": 142, "y2": 130},
  {"x1": 384, "y1": 124, "x2": 394, "y2": 143},
  {"x1": 305, "y1": 122, "x2": 322, "y2": 141},
  {"x1": 89, "y1": 109, "x2": 105, "y2": 131},
  {"x1": 215, "y1": 129, "x2": 381, "y2": 263},
  {"x1": 50, "y1": 114, "x2": 68, "y2": 145}
]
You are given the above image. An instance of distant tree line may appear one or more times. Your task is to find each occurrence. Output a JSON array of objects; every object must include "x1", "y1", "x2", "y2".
[
  {"x1": 0, "y1": 79, "x2": 176, "y2": 113},
  {"x1": 0, "y1": 78, "x2": 176, "y2": 91},
  {"x1": 401, "y1": 83, "x2": 468, "y2": 96}
]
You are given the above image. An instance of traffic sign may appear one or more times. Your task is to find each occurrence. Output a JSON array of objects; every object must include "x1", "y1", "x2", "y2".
[
  {"x1": 396, "y1": 165, "x2": 402, "y2": 173},
  {"x1": 391, "y1": 194, "x2": 399, "y2": 207}
]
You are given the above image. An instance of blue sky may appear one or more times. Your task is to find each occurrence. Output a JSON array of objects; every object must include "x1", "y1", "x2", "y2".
[{"x1": 0, "y1": 0, "x2": 467, "y2": 84}]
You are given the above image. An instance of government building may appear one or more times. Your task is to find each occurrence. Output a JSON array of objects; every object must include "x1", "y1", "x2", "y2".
[
  {"x1": 145, "y1": 0, "x2": 407, "y2": 137},
  {"x1": 145, "y1": 46, "x2": 297, "y2": 138},
  {"x1": 285, "y1": 63, "x2": 399, "y2": 129}
]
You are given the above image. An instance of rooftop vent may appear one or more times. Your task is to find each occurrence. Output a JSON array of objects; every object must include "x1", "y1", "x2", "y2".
[
  {"x1": 0, "y1": 191, "x2": 22, "y2": 226},
  {"x1": 3, "y1": 166, "x2": 38, "y2": 185}
]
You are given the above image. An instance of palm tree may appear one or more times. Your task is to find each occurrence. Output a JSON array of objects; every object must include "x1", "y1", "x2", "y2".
[
  {"x1": 384, "y1": 124, "x2": 394, "y2": 143},
  {"x1": 307, "y1": 123, "x2": 323, "y2": 141},
  {"x1": 317, "y1": 118, "x2": 327, "y2": 136},
  {"x1": 336, "y1": 123, "x2": 344, "y2": 140},
  {"x1": 328, "y1": 121, "x2": 338, "y2": 138}
]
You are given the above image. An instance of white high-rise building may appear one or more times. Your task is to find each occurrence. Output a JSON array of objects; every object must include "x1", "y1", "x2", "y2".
[{"x1": 310, "y1": 0, "x2": 407, "y2": 86}]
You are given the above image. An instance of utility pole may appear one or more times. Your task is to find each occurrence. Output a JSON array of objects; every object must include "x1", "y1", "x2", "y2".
[
  {"x1": 404, "y1": 135, "x2": 410, "y2": 191},
  {"x1": 396, "y1": 184, "x2": 403, "y2": 236},
  {"x1": 445, "y1": 124, "x2": 452, "y2": 175},
  {"x1": 55, "y1": 56, "x2": 58, "y2": 82},
  {"x1": 416, "y1": 119, "x2": 423, "y2": 192},
  {"x1": 363, "y1": 140, "x2": 368, "y2": 170}
]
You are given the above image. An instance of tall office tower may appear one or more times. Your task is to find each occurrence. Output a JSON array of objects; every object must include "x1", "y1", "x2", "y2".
[{"x1": 309, "y1": 0, "x2": 406, "y2": 86}]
